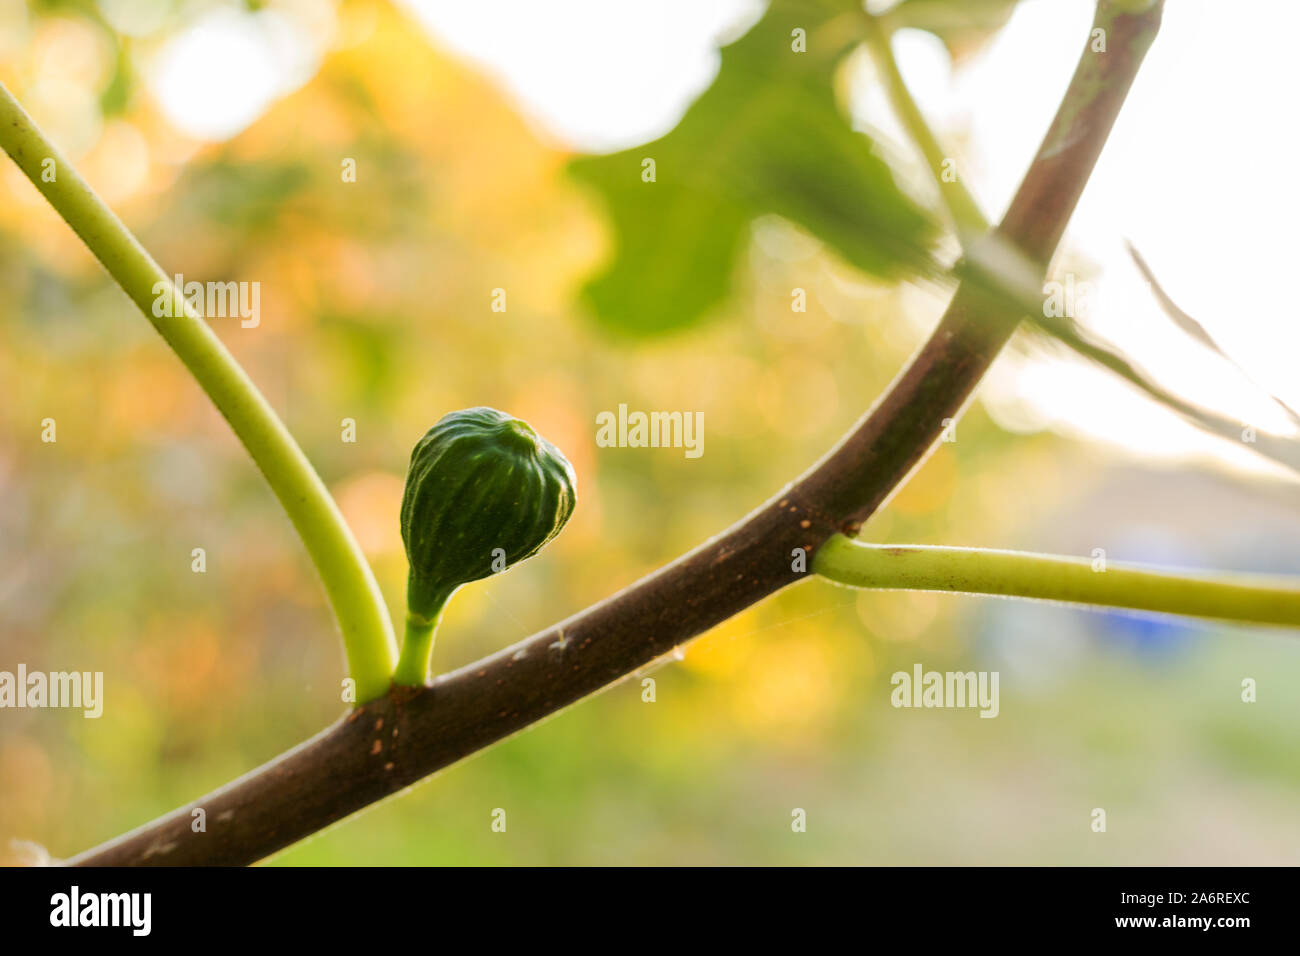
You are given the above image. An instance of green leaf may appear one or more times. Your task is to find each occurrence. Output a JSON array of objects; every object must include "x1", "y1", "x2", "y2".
[{"x1": 569, "y1": 0, "x2": 936, "y2": 337}]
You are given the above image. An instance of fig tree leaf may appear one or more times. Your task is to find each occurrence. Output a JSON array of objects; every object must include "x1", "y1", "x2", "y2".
[
  {"x1": 1127, "y1": 242, "x2": 1300, "y2": 429},
  {"x1": 1027, "y1": 316, "x2": 1300, "y2": 477},
  {"x1": 955, "y1": 234, "x2": 1300, "y2": 477},
  {"x1": 569, "y1": 0, "x2": 937, "y2": 337}
]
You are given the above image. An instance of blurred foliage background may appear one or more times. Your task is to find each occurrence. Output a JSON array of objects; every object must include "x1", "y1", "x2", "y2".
[{"x1": 3, "y1": 0, "x2": 1300, "y2": 865}]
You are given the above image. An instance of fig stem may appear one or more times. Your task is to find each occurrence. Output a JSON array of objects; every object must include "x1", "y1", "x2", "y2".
[
  {"x1": 0, "y1": 82, "x2": 398, "y2": 703},
  {"x1": 862, "y1": 9, "x2": 987, "y2": 238},
  {"x1": 814, "y1": 535, "x2": 1300, "y2": 627},
  {"x1": 394, "y1": 607, "x2": 446, "y2": 686}
]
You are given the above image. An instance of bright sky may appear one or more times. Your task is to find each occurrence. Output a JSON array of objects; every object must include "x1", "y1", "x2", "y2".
[{"x1": 145, "y1": 0, "x2": 1300, "y2": 480}]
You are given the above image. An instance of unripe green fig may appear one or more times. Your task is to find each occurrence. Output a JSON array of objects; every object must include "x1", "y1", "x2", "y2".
[{"x1": 393, "y1": 406, "x2": 576, "y2": 685}]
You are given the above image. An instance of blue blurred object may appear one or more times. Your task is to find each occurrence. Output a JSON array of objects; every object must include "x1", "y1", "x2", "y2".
[{"x1": 1086, "y1": 605, "x2": 1203, "y2": 661}]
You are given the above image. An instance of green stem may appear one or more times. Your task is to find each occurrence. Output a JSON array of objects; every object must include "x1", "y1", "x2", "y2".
[
  {"x1": 814, "y1": 535, "x2": 1300, "y2": 628},
  {"x1": 0, "y1": 82, "x2": 397, "y2": 702},
  {"x1": 867, "y1": 1, "x2": 1161, "y2": 246},
  {"x1": 862, "y1": 11, "x2": 989, "y2": 237},
  {"x1": 393, "y1": 606, "x2": 446, "y2": 687}
]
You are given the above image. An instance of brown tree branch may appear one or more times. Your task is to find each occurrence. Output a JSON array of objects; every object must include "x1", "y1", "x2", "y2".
[{"x1": 66, "y1": 0, "x2": 1163, "y2": 867}]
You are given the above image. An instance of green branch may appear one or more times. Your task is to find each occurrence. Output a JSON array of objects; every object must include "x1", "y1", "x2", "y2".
[
  {"x1": 814, "y1": 535, "x2": 1300, "y2": 628},
  {"x1": 0, "y1": 83, "x2": 397, "y2": 702}
]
